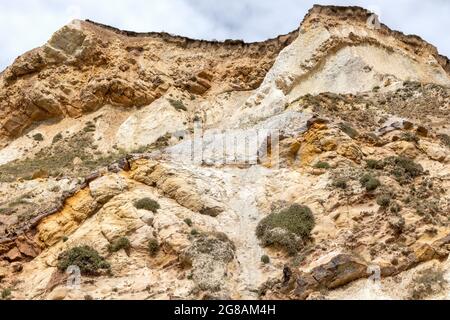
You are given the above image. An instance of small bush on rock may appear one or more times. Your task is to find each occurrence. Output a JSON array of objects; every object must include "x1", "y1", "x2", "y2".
[
  {"x1": 366, "y1": 159, "x2": 384, "y2": 170},
  {"x1": 52, "y1": 133, "x2": 63, "y2": 144},
  {"x1": 438, "y1": 134, "x2": 450, "y2": 148},
  {"x1": 134, "y1": 198, "x2": 160, "y2": 213},
  {"x1": 57, "y1": 246, "x2": 110, "y2": 276},
  {"x1": 410, "y1": 267, "x2": 447, "y2": 300},
  {"x1": 333, "y1": 178, "x2": 348, "y2": 190},
  {"x1": 360, "y1": 174, "x2": 381, "y2": 192},
  {"x1": 377, "y1": 194, "x2": 392, "y2": 208},
  {"x1": 108, "y1": 237, "x2": 131, "y2": 253},
  {"x1": 168, "y1": 99, "x2": 187, "y2": 112},
  {"x1": 148, "y1": 238, "x2": 160, "y2": 256},
  {"x1": 261, "y1": 255, "x2": 270, "y2": 264},
  {"x1": 1, "y1": 288, "x2": 12, "y2": 300},
  {"x1": 314, "y1": 161, "x2": 331, "y2": 169},
  {"x1": 32, "y1": 133, "x2": 44, "y2": 142},
  {"x1": 383, "y1": 156, "x2": 424, "y2": 183},
  {"x1": 339, "y1": 123, "x2": 359, "y2": 139},
  {"x1": 401, "y1": 132, "x2": 420, "y2": 143},
  {"x1": 256, "y1": 204, "x2": 315, "y2": 255}
]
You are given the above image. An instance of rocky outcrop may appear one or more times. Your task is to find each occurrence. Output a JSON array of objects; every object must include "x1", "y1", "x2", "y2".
[
  {"x1": 0, "y1": 20, "x2": 299, "y2": 148},
  {"x1": 130, "y1": 160, "x2": 224, "y2": 217},
  {"x1": 1, "y1": 5, "x2": 450, "y2": 301}
]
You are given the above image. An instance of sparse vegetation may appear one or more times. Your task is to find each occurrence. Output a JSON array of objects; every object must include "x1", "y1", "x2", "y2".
[
  {"x1": 438, "y1": 133, "x2": 450, "y2": 148},
  {"x1": 410, "y1": 267, "x2": 447, "y2": 300},
  {"x1": 388, "y1": 156, "x2": 424, "y2": 182},
  {"x1": 256, "y1": 204, "x2": 315, "y2": 255},
  {"x1": 184, "y1": 218, "x2": 193, "y2": 227},
  {"x1": 261, "y1": 255, "x2": 270, "y2": 264},
  {"x1": 416, "y1": 200, "x2": 440, "y2": 217},
  {"x1": 148, "y1": 238, "x2": 160, "y2": 256},
  {"x1": 190, "y1": 229, "x2": 200, "y2": 236},
  {"x1": 377, "y1": 194, "x2": 392, "y2": 208},
  {"x1": 83, "y1": 121, "x2": 97, "y2": 133},
  {"x1": 339, "y1": 123, "x2": 359, "y2": 139},
  {"x1": 400, "y1": 132, "x2": 420, "y2": 143},
  {"x1": 360, "y1": 173, "x2": 381, "y2": 192},
  {"x1": 32, "y1": 133, "x2": 44, "y2": 141},
  {"x1": 57, "y1": 246, "x2": 110, "y2": 276},
  {"x1": 333, "y1": 178, "x2": 348, "y2": 190},
  {"x1": 314, "y1": 161, "x2": 331, "y2": 169},
  {"x1": 366, "y1": 159, "x2": 384, "y2": 170},
  {"x1": 134, "y1": 198, "x2": 160, "y2": 213},
  {"x1": 108, "y1": 237, "x2": 131, "y2": 253},
  {"x1": 1, "y1": 288, "x2": 12, "y2": 300},
  {"x1": 390, "y1": 201, "x2": 402, "y2": 214},
  {"x1": 52, "y1": 133, "x2": 63, "y2": 144},
  {"x1": 168, "y1": 99, "x2": 187, "y2": 112},
  {"x1": 0, "y1": 130, "x2": 132, "y2": 182}
]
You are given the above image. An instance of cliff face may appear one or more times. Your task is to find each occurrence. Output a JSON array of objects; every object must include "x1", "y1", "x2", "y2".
[
  {"x1": 0, "y1": 19, "x2": 299, "y2": 147},
  {"x1": 0, "y1": 5, "x2": 450, "y2": 301}
]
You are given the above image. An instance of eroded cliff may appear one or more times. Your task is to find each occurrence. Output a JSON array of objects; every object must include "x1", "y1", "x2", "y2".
[{"x1": 0, "y1": 5, "x2": 449, "y2": 301}]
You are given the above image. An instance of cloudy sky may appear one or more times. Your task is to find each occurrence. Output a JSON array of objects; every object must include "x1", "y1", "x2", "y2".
[{"x1": 0, "y1": 0, "x2": 449, "y2": 71}]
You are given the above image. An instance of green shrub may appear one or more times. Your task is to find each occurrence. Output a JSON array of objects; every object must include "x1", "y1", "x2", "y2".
[
  {"x1": 333, "y1": 178, "x2": 348, "y2": 190},
  {"x1": 184, "y1": 218, "x2": 193, "y2": 227},
  {"x1": 108, "y1": 237, "x2": 131, "y2": 253},
  {"x1": 257, "y1": 204, "x2": 315, "y2": 239},
  {"x1": 360, "y1": 174, "x2": 381, "y2": 192},
  {"x1": 52, "y1": 133, "x2": 63, "y2": 144},
  {"x1": 377, "y1": 194, "x2": 391, "y2": 208},
  {"x1": 83, "y1": 122, "x2": 96, "y2": 133},
  {"x1": 366, "y1": 159, "x2": 384, "y2": 170},
  {"x1": 134, "y1": 198, "x2": 160, "y2": 213},
  {"x1": 168, "y1": 99, "x2": 187, "y2": 112},
  {"x1": 190, "y1": 229, "x2": 200, "y2": 236},
  {"x1": 438, "y1": 134, "x2": 450, "y2": 148},
  {"x1": 1, "y1": 288, "x2": 11, "y2": 300},
  {"x1": 410, "y1": 268, "x2": 446, "y2": 300},
  {"x1": 256, "y1": 204, "x2": 315, "y2": 255},
  {"x1": 32, "y1": 133, "x2": 44, "y2": 142},
  {"x1": 416, "y1": 200, "x2": 440, "y2": 217},
  {"x1": 401, "y1": 132, "x2": 419, "y2": 143},
  {"x1": 384, "y1": 156, "x2": 424, "y2": 183},
  {"x1": 261, "y1": 255, "x2": 270, "y2": 264},
  {"x1": 339, "y1": 123, "x2": 359, "y2": 139},
  {"x1": 390, "y1": 202, "x2": 402, "y2": 214},
  {"x1": 314, "y1": 161, "x2": 331, "y2": 169},
  {"x1": 57, "y1": 246, "x2": 110, "y2": 276},
  {"x1": 148, "y1": 238, "x2": 160, "y2": 256}
]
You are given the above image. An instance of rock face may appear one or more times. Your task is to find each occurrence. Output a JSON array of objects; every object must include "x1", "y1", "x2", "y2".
[
  {"x1": 1, "y1": 5, "x2": 450, "y2": 301},
  {"x1": 0, "y1": 20, "x2": 298, "y2": 148}
]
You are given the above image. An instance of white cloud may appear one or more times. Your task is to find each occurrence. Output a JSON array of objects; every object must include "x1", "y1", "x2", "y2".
[{"x1": 0, "y1": 0, "x2": 449, "y2": 71}]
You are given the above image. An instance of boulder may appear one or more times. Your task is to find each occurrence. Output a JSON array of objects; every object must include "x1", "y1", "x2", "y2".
[
  {"x1": 89, "y1": 174, "x2": 128, "y2": 204},
  {"x1": 294, "y1": 254, "x2": 368, "y2": 299}
]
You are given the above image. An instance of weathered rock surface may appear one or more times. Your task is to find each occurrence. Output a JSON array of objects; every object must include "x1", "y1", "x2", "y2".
[{"x1": 0, "y1": 5, "x2": 450, "y2": 301}]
